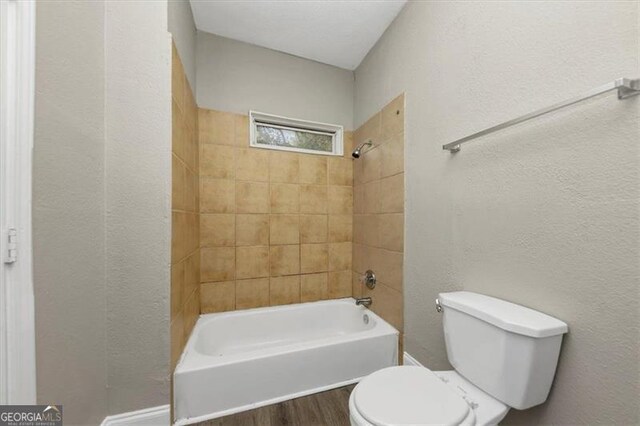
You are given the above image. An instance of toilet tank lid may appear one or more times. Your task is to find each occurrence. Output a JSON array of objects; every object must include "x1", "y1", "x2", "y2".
[{"x1": 439, "y1": 291, "x2": 568, "y2": 338}]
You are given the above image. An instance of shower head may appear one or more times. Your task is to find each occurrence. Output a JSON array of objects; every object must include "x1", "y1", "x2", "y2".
[{"x1": 352, "y1": 141, "x2": 372, "y2": 159}]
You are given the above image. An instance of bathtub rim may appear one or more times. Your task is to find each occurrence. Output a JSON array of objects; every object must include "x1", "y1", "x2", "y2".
[{"x1": 175, "y1": 297, "x2": 398, "y2": 373}]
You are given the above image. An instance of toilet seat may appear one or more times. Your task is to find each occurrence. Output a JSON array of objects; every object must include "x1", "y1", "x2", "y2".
[{"x1": 351, "y1": 366, "x2": 475, "y2": 426}]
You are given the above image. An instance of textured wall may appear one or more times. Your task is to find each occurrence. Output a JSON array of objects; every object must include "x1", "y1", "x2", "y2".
[
  {"x1": 197, "y1": 109, "x2": 354, "y2": 312},
  {"x1": 168, "y1": 0, "x2": 197, "y2": 89},
  {"x1": 196, "y1": 32, "x2": 354, "y2": 130},
  {"x1": 171, "y1": 43, "x2": 201, "y2": 371},
  {"x1": 355, "y1": 2, "x2": 639, "y2": 424},
  {"x1": 33, "y1": 1, "x2": 108, "y2": 424},
  {"x1": 104, "y1": 0, "x2": 172, "y2": 414}
]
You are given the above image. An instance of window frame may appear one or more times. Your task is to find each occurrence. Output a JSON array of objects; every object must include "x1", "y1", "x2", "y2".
[{"x1": 249, "y1": 110, "x2": 344, "y2": 157}]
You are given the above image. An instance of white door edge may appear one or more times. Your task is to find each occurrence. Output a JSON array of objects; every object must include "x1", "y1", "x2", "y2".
[{"x1": 0, "y1": 0, "x2": 37, "y2": 404}]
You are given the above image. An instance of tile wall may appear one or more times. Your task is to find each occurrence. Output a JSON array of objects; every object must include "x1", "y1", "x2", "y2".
[
  {"x1": 198, "y1": 109, "x2": 354, "y2": 312},
  {"x1": 171, "y1": 43, "x2": 200, "y2": 370},
  {"x1": 352, "y1": 94, "x2": 405, "y2": 353}
]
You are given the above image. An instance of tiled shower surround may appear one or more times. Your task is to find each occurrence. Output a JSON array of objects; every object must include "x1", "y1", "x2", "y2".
[
  {"x1": 353, "y1": 94, "x2": 405, "y2": 337},
  {"x1": 171, "y1": 44, "x2": 200, "y2": 370},
  {"x1": 197, "y1": 109, "x2": 355, "y2": 312},
  {"x1": 169, "y1": 54, "x2": 405, "y2": 363}
]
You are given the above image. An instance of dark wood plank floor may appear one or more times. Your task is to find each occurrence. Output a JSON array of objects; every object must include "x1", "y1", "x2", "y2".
[{"x1": 195, "y1": 385, "x2": 355, "y2": 426}]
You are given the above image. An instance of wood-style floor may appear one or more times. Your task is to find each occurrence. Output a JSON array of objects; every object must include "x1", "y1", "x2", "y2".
[{"x1": 194, "y1": 385, "x2": 355, "y2": 426}]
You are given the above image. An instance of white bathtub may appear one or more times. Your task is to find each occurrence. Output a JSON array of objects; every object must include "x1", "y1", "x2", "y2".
[{"x1": 173, "y1": 298, "x2": 398, "y2": 425}]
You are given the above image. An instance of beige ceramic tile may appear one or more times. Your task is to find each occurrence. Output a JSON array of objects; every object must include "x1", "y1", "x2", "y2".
[
  {"x1": 379, "y1": 173, "x2": 404, "y2": 213},
  {"x1": 328, "y1": 215, "x2": 352, "y2": 243},
  {"x1": 354, "y1": 112, "x2": 381, "y2": 146},
  {"x1": 352, "y1": 272, "x2": 363, "y2": 299},
  {"x1": 235, "y1": 115, "x2": 249, "y2": 147},
  {"x1": 199, "y1": 109, "x2": 235, "y2": 146},
  {"x1": 380, "y1": 132, "x2": 404, "y2": 178},
  {"x1": 381, "y1": 94, "x2": 404, "y2": 140},
  {"x1": 361, "y1": 145, "x2": 382, "y2": 183},
  {"x1": 200, "y1": 281, "x2": 235, "y2": 313},
  {"x1": 353, "y1": 152, "x2": 364, "y2": 186},
  {"x1": 200, "y1": 214, "x2": 235, "y2": 247},
  {"x1": 352, "y1": 243, "x2": 371, "y2": 274},
  {"x1": 270, "y1": 245, "x2": 300, "y2": 277},
  {"x1": 327, "y1": 157, "x2": 353, "y2": 186},
  {"x1": 235, "y1": 214, "x2": 269, "y2": 246},
  {"x1": 171, "y1": 314, "x2": 184, "y2": 370},
  {"x1": 171, "y1": 261, "x2": 184, "y2": 318},
  {"x1": 236, "y1": 278, "x2": 270, "y2": 309},
  {"x1": 183, "y1": 289, "x2": 200, "y2": 338},
  {"x1": 270, "y1": 215, "x2": 300, "y2": 245},
  {"x1": 172, "y1": 101, "x2": 187, "y2": 162},
  {"x1": 371, "y1": 247, "x2": 403, "y2": 292},
  {"x1": 328, "y1": 186, "x2": 353, "y2": 215},
  {"x1": 270, "y1": 183, "x2": 299, "y2": 214},
  {"x1": 353, "y1": 185, "x2": 365, "y2": 214},
  {"x1": 300, "y1": 185, "x2": 328, "y2": 214},
  {"x1": 328, "y1": 270, "x2": 352, "y2": 298},
  {"x1": 329, "y1": 242, "x2": 352, "y2": 271},
  {"x1": 362, "y1": 215, "x2": 380, "y2": 247},
  {"x1": 171, "y1": 43, "x2": 185, "y2": 112},
  {"x1": 363, "y1": 181, "x2": 380, "y2": 214},
  {"x1": 236, "y1": 246, "x2": 270, "y2": 279},
  {"x1": 184, "y1": 81, "x2": 198, "y2": 133},
  {"x1": 299, "y1": 215, "x2": 328, "y2": 243},
  {"x1": 201, "y1": 247, "x2": 235, "y2": 282},
  {"x1": 183, "y1": 252, "x2": 200, "y2": 303},
  {"x1": 236, "y1": 148, "x2": 269, "y2": 182},
  {"x1": 343, "y1": 131, "x2": 354, "y2": 159},
  {"x1": 171, "y1": 212, "x2": 187, "y2": 262},
  {"x1": 183, "y1": 125, "x2": 198, "y2": 173},
  {"x1": 300, "y1": 273, "x2": 328, "y2": 302},
  {"x1": 299, "y1": 155, "x2": 327, "y2": 185},
  {"x1": 185, "y1": 168, "x2": 198, "y2": 212},
  {"x1": 236, "y1": 181, "x2": 269, "y2": 213},
  {"x1": 172, "y1": 155, "x2": 186, "y2": 211},
  {"x1": 270, "y1": 275, "x2": 300, "y2": 305},
  {"x1": 269, "y1": 152, "x2": 299, "y2": 183},
  {"x1": 378, "y1": 213, "x2": 404, "y2": 252},
  {"x1": 300, "y1": 243, "x2": 328, "y2": 274},
  {"x1": 200, "y1": 144, "x2": 235, "y2": 178},
  {"x1": 363, "y1": 282, "x2": 403, "y2": 331},
  {"x1": 200, "y1": 179, "x2": 235, "y2": 213}
]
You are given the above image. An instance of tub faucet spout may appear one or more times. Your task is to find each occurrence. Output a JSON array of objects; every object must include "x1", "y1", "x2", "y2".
[{"x1": 355, "y1": 297, "x2": 372, "y2": 307}]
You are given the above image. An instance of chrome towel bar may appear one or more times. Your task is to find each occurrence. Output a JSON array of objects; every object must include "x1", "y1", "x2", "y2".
[{"x1": 443, "y1": 77, "x2": 640, "y2": 153}]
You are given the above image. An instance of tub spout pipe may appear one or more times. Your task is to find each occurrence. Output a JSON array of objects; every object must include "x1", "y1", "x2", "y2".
[{"x1": 355, "y1": 297, "x2": 372, "y2": 307}]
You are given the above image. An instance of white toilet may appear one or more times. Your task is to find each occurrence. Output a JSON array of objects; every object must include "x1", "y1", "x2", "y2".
[{"x1": 349, "y1": 291, "x2": 568, "y2": 426}]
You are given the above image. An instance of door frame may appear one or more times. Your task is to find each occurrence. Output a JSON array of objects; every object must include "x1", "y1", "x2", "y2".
[{"x1": 0, "y1": 0, "x2": 37, "y2": 404}]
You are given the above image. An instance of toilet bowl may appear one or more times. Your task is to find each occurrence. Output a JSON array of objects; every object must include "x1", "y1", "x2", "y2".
[
  {"x1": 349, "y1": 292, "x2": 568, "y2": 426},
  {"x1": 349, "y1": 366, "x2": 508, "y2": 426}
]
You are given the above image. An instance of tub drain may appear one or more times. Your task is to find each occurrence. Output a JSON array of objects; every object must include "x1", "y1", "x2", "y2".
[{"x1": 363, "y1": 314, "x2": 369, "y2": 325}]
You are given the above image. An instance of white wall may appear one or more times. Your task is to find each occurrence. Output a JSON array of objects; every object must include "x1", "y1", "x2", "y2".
[
  {"x1": 34, "y1": 1, "x2": 107, "y2": 424},
  {"x1": 34, "y1": 1, "x2": 172, "y2": 421},
  {"x1": 196, "y1": 32, "x2": 354, "y2": 129},
  {"x1": 168, "y1": 0, "x2": 197, "y2": 89},
  {"x1": 105, "y1": 0, "x2": 172, "y2": 414},
  {"x1": 355, "y1": 2, "x2": 639, "y2": 424}
]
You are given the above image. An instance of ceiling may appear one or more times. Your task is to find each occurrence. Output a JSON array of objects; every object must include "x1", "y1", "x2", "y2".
[{"x1": 189, "y1": 0, "x2": 407, "y2": 70}]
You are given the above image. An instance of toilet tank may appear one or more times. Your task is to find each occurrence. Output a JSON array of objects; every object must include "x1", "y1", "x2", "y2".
[{"x1": 438, "y1": 292, "x2": 568, "y2": 410}]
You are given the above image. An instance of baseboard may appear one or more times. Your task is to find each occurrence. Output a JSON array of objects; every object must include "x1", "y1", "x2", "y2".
[
  {"x1": 101, "y1": 405, "x2": 170, "y2": 426},
  {"x1": 402, "y1": 351, "x2": 424, "y2": 367}
]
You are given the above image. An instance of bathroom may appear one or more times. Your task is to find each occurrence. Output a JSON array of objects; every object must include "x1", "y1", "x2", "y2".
[{"x1": 1, "y1": 0, "x2": 638, "y2": 425}]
